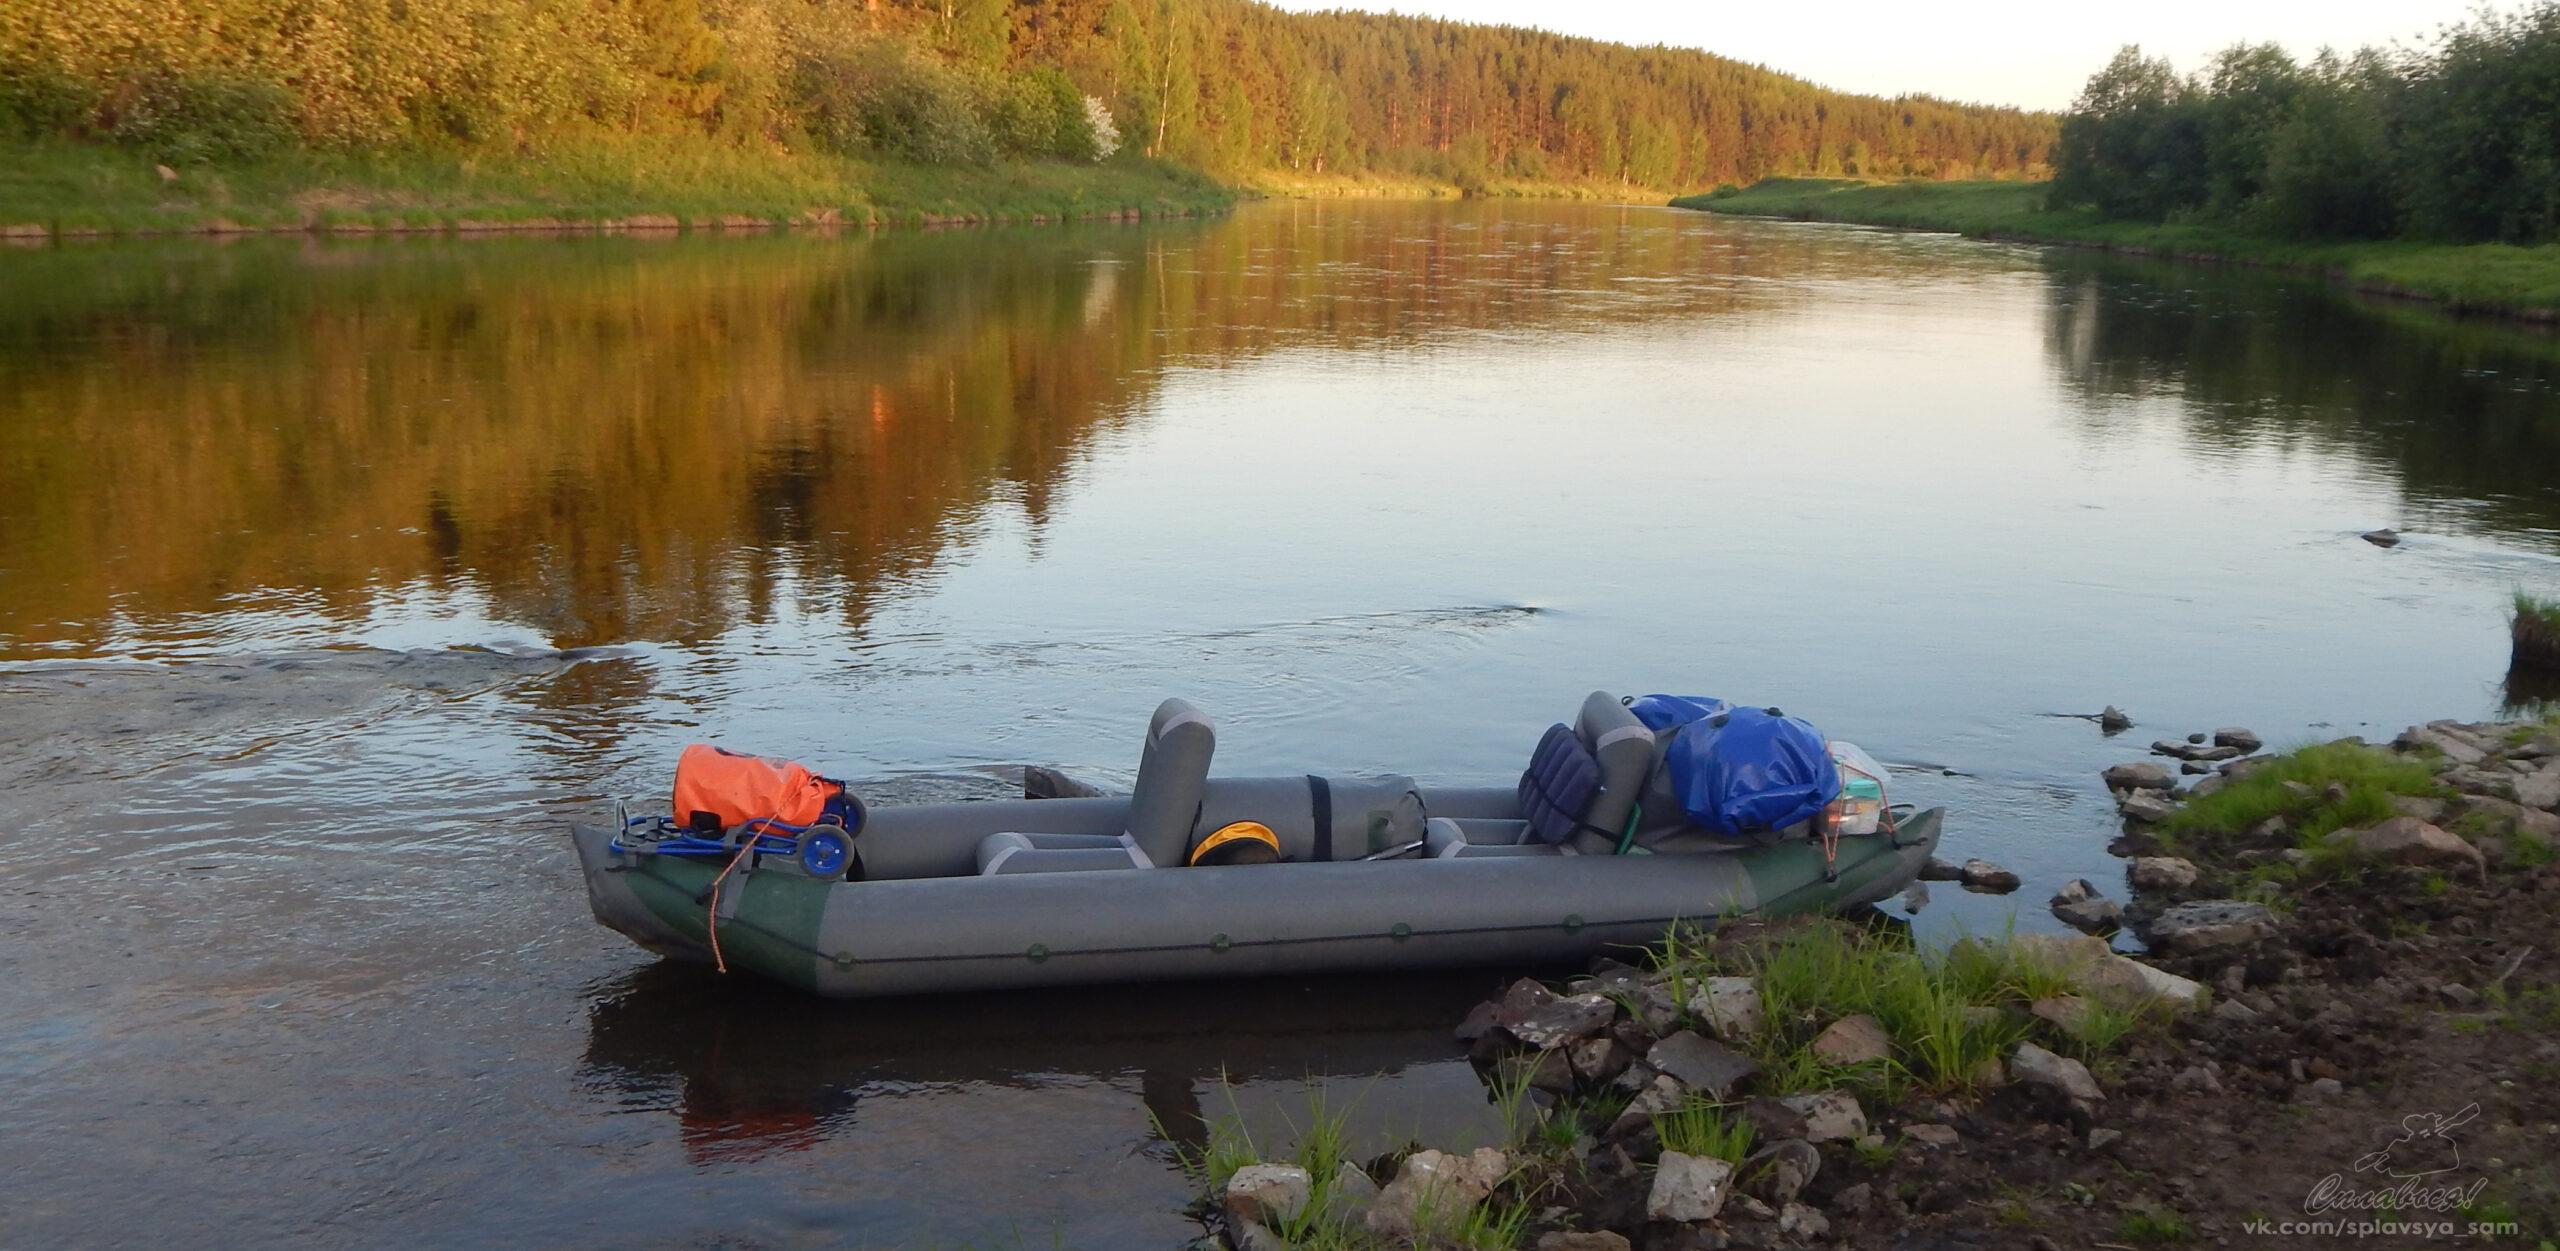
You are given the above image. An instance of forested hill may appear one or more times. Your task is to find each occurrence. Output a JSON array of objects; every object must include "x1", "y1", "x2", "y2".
[
  {"x1": 0, "y1": 0, "x2": 2052, "y2": 190},
  {"x1": 1010, "y1": 0, "x2": 2054, "y2": 185}
]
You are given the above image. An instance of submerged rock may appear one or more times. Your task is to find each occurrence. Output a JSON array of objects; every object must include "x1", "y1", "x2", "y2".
[
  {"x1": 1917, "y1": 856, "x2": 1965, "y2": 882},
  {"x1": 1959, "y1": 858, "x2": 2021, "y2": 893},
  {"x1": 2362, "y1": 528, "x2": 2401, "y2": 546},
  {"x1": 2100, "y1": 705, "x2": 2134, "y2": 732},
  {"x1": 2104, "y1": 762, "x2": 2176, "y2": 791}
]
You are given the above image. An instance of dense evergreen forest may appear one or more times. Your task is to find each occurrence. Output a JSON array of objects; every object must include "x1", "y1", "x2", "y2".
[
  {"x1": 2050, "y1": 0, "x2": 2560, "y2": 243},
  {"x1": 0, "y1": 0, "x2": 2051, "y2": 191}
]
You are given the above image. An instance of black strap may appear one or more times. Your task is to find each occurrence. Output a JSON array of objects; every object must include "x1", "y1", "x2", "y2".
[{"x1": 1307, "y1": 774, "x2": 1332, "y2": 863}]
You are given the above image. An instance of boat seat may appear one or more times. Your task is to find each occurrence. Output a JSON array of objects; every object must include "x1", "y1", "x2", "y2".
[
  {"x1": 976, "y1": 831, "x2": 1153, "y2": 874},
  {"x1": 977, "y1": 698, "x2": 1216, "y2": 875},
  {"x1": 1424, "y1": 816, "x2": 1565, "y2": 859},
  {"x1": 1517, "y1": 691, "x2": 1660, "y2": 854}
]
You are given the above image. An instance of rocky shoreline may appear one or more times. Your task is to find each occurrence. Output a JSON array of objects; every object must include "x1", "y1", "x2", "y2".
[{"x1": 1188, "y1": 718, "x2": 2560, "y2": 1249}]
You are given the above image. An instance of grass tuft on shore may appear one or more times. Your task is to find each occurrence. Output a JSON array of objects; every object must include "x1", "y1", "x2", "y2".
[
  {"x1": 2513, "y1": 591, "x2": 2560, "y2": 669},
  {"x1": 2160, "y1": 740, "x2": 2443, "y2": 852}
]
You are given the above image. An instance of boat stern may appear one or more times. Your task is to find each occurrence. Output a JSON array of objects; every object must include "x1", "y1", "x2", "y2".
[{"x1": 570, "y1": 822, "x2": 714, "y2": 963}]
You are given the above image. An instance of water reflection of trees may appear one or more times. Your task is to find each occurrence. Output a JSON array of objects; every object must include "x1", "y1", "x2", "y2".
[
  {"x1": 0, "y1": 205, "x2": 1975, "y2": 656},
  {"x1": 2042, "y1": 256, "x2": 2560, "y2": 545}
]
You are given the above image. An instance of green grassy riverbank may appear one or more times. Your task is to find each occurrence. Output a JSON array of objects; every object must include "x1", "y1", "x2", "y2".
[
  {"x1": 0, "y1": 139, "x2": 1236, "y2": 236},
  {"x1": 1675, "y1": 178, "x2": 2560, "y2": 320}
]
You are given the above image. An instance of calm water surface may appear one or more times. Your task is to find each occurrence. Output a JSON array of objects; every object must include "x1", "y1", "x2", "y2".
[{"x1": 6, "y1": 201, "x2": 2560, "y2": 1247}]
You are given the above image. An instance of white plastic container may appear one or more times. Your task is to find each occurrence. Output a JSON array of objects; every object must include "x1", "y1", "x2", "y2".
[{"x1": 1828, "y1": 741, "x2": 1889, "y2": 836}]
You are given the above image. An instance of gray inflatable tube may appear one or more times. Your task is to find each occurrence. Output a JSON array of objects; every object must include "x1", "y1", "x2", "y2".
[{"x1": 571, "y1": 695, "x2": 1945, "y2": 998}]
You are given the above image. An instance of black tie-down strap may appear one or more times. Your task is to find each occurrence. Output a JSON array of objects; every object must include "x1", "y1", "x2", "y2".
[{"x1": 1307, "y1": 774, "x2": 1332, "y2": 862}]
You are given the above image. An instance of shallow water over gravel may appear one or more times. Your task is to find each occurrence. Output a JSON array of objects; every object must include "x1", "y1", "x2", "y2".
[{"x1": 6, "y1": 201, "x2": 2560, "y2": 1247}]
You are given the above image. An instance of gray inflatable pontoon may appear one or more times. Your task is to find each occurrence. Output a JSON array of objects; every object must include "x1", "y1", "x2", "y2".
[{"x1": 571, "y1": 692, "x2": 1943, "y2": 998}]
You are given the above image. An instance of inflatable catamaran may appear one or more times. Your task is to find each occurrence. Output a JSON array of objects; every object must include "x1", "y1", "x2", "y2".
[{"x1": 570, "y1": 692, "x2": 1944, "y2": 998}]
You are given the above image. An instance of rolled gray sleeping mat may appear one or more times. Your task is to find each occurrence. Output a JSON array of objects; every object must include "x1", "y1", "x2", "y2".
[
  {"x1": 1193, "y1": 774, "x2": 1425, "y2": 862},
  {"x1": 1128, "y1": 698, "x2": 1216, "y2": 867}
]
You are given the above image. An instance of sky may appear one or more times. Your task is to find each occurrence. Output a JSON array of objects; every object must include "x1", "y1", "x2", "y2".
[{"x1": 1260, "y1": 0, "x2": 2495, "y2": 111}]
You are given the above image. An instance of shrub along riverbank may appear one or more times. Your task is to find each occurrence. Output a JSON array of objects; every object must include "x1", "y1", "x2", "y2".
[
  {"x1": 1674, "y1": 178, "x2": 2560, "y2": 320},
  {"x1": 0, "y1": 139, "x2": 1237, "y2": 236}
]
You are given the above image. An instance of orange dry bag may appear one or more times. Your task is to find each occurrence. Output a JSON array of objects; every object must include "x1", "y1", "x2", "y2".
[{"x1": 671, "y1": 744, "x2": 851, "y2": 834}]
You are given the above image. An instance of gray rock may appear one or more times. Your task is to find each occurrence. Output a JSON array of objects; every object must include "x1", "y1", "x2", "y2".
[
  {"x1": 1741, "y1": 1138, "x2": 1820, "y2": 1207},
  {"x1": 2087, "y1": 1127, "x2": 2124, "y2": 1151},
  {"x1": 2441, "y1": 767, "x2": 2517, "y2": 800},
  {"x1": 2181, "y1": 761, "x2": 2215, "y2": 776},
  {"x1": 2221, "y1": 755, "x2": 2273, "y2": 779},
  {"x1": 2304, "y1": 1077, "x2": 2345, "y2": 1098},
  {"x1": 1568, "y1": 1036, "x2": 1633, "y2": 1085},
  {"x1": 2145, "y1": 900, "x2": 2279, "y2": 955},
  {"x1": 1781, "y1": 1090, "x2": 1868, "y2": 1142},
  {"x1": 1687, "y1": 976, "x2": 1764, "y2": 1039},
  {"x1": 1917, "y1": 855, "x2": 1965, "y2": 882},
  {"x1": 1225, "y1": 1163, "x2": 1312, "y2": 1227},
  {"x1": 2117, "y1": 789, "x2": 2179, "y2": 824},
  {"x1": 2439, "y1": 982, "x2": 2482, "y2": 1008},
  {"x1": 2390, "y1": 795, "x2": 2450, "y2": 824},
  {"x1": 2075, "y1": 954, "x2": 2209, "y2": 1012},
  {"x1": 2362, "y1": 528, "x2": 2400, "y2": 547},
  {"x1": 1904, "y1": 1122, "x2": 1960, "y2": 1148},
  {"x1": 1647, "y1": 1030, "x2": 1759, "y2": 1098},
  {"x1": 1829, "y1": 1182, "x2": 1873, "y2": 1215},
  {"x1": 1808, "y1": 1014, "x2": 1892, "y2": 1066},
  {"x1": 1899, "y1": 880, "x2": 1930, "y2": 914},
  {"x1": 2127, "y1": 856, "x2": 2199, "y2": 891},
  {"x1": 2214, "y1": 727, "x2": 2263, "y2": 753},
  {"x1": 2211, "y1": 998, "x2": 2263, "y2": 1024},
  {"x1": 1320, "y1": 1161, "x2": 1381, "y2": 1226},
  {"x1": 2104, "y1": 762, "x2": 2176, "y2": 791},
  {"x1": 2011, "y1": 1042, "x2": 2105, "y2": 1110},
  {"x1": 2335, "y1": 816, "x2": 2486, "y2": 874},
  {"x1": 2100, "y1": 706, "x2": 2133, "y2": 732},
  {"x1": 1232, "y1": 1219, "x2": 1289, "y2": 1251},
  {"x1": 1499, "y1": 1048, "x2": 1575, "y2": 1094},
  {"x1": 2187, "y1": 771, "x2": 2226, "y2": 795},
  {"x1": 1607, "y1": 1072, "x2": 1688, "y2": 1139},
  {"x1": 2052, "y1": 896, "x2": 2125, "y2": 934},
  {"x1": 2052, "y1": 878, "x2": 2098, "y2": 905},
  {"x1": 1776, "y1": 1202, "x2": 1832, "y2": 1239},
  {"x1": 1647, "y1": 1151, "x2": 1734, "y2": 1223},
  {"x1": 2517, "y1": 763, "x2": 2560, "y2": 812},
  {"x1": 2459, "y1": 795, "x2": 2560, "y2": 838},
  {"x1": 1508, "y1": 992, "x2": 1620, "y2": 1049},
  {"x1": 1366, "y1": 1148, "x2": 1505, "y2": 1238},
  {"x1": 1959, "y1": 858, "x2": 2021, "y2": 893},
  {"x1": 2170, "y1": 1064, "x2": 2224, "y2": 1095},
  {"x1": 2397, "y1": 725, "x2": 2487, "y2": 765},
  {"x1": 2029, "y1": 995, "x2": 2095, "y2": 1039},
  {"x1": 1536, "y1": 1234, "x2": 1631, "y2": 1251}
]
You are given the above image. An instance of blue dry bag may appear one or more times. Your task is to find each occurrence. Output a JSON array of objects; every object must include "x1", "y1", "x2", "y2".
[{"x1": 1632, "y1": 697, "x2": 1840, "y2": 836}]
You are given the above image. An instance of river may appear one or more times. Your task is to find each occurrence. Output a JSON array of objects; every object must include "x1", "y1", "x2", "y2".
[{"x1": 4, "y1": 200, "x2": 2558, "y2": 1248}]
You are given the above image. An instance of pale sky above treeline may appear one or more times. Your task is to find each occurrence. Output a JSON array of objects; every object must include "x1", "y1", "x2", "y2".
[{"x1": 1264, "y1": 0, "x2": 2492, "y2": 111}]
